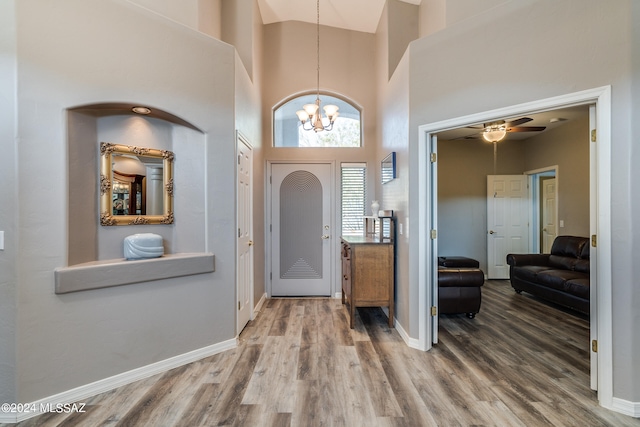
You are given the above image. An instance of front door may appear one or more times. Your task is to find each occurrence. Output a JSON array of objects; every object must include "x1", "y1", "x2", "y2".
[
  {"x1": 270, "y1": 163, "x2": 333, "y2": 296},
  {"x1": 487, "y1": 175, "x2": 529, "y2": 279}
]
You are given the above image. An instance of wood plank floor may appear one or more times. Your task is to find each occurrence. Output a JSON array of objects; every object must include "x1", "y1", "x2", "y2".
[{"x1": 5, "y1": 280, "x2": 640, "y2": 426}]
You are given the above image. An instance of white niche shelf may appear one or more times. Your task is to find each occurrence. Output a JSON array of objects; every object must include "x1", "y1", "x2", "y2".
[{"x1": 54, "y1": 253, "x2": 215, "y2": 294}]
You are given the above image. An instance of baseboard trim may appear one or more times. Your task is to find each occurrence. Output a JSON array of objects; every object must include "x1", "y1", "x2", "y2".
[
  {"x1": 253, "y1": 292, "x2": 267, "y2": 315},
  {"x1": 0, "y1": 338, "x2": 237, "y2": 424},
  {"x1": 394, "y1": 318, "x2": 421, "y2": 349},
  {"x1": 611, "y1": 397, "x2": 640, "y2": 418}
]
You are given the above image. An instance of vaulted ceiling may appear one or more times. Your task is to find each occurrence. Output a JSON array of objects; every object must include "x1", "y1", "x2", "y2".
[{"x1": 257, "y1": 0, "x2": 422, "y2": 33}]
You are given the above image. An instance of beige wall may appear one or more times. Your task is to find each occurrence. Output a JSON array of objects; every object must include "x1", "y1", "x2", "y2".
[
  {"x1": 524, "y1": 114, "x2": 590, "y2": 237},
  {"x1": 437, "y1": 138, "x2": 526, "y2": 273},
  {"x1": 436, "y1": 113, "x2": 590, "y2": 273},
  {"x1": 261, "y1": 21, "x2": 378, "y2": 297},
  {"x1": 387, "y1": 0, "x2": 419, "y2": 79}
]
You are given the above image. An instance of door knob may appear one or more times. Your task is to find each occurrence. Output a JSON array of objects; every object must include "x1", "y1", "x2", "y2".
[
  {"x1": 489, "y1": 230, "x2": 495, "y2": 235},
  {"x1": 321, "y1": 235, "x2": 330, "y2": 240},
  {"x1": 248, "y1": 240, "x2": 254, "y2": 246}
]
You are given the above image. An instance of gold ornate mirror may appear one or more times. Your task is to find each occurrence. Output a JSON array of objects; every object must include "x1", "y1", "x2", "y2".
[{"x1": 100, "y1": 142, "x2": 174, "y2": 226}]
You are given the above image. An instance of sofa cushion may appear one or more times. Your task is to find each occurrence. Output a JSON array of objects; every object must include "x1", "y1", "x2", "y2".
[
  {"x1": 580, "y1": 242, "x2": 590, "y2": 260},
  {"x1": 550, "y1": 236, "x2": 587, "y2": 258},
  {"x1": 565, "y1": 278, "x2": 590, "y2": 299},
  {"x1": 574, "y1": 259, "x2": 590, "y2": 274},
  {"x1": 548, "y1": 254, "x2": 579, "y2": 271},
  {"x1": 536, "y1": 270, "x2": 588, "y2": 293},
  {"x1": 511, "y1": 265, "x2": 550, "y2": 283}
]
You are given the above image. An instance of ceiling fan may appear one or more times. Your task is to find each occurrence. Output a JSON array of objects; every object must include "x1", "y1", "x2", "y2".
[{"x1": 464, "y1": 117, "x2": 546, "y2": 142}]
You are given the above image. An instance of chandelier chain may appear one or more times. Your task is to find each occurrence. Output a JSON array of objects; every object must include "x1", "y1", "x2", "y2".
[
  {"x1": 316, "y1": 0, "x2": 320, "y2": 100},
  {"x1": 294, "y1": 0, "x2": 339, "y2": 132}
]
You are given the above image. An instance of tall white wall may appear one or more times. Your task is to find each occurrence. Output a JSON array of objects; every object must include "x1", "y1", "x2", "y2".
[
  {"x1": 0, "y1": 0, "x2": 18, "y2": 405},
  {"x1": 8, "y1": 0, "x2": 237, "y2": 402},
  {"x1": 401, "y1": 0, "x2": 638, "y2": 403}
]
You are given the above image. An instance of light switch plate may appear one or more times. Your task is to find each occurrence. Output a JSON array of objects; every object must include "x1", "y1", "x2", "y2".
[{"x1": 0, "y1": 231, "x2": 4, "y2": 250}]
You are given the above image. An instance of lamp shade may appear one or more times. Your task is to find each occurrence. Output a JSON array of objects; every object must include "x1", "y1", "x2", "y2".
[
  {"x1": 483, "y1": 128, "x2": 507, "y2": 142},
  {"x1": 323, "y1": 104, "x2": 339, "y2": 117},
  {"x1": 296, "y1": 110, "x2": 310, "y2": 122},
  {"x1": 482, "y1": 124, "x2": 507, "y2": 142},
  {"x1": 303, "y1": 103, "x2": 319, "y2": 116}
]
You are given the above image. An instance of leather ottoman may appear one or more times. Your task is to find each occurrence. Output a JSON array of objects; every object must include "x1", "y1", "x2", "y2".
[
  {"x1": 438, "y1": 256, "x2": 480, "y2": 269},
  {"x1": 438, "y1": 267, "x2": 484, "y2": 318}
]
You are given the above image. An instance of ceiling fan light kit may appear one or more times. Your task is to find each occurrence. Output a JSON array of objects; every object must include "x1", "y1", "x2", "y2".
[
  {"x1": 295, "y1": 0, "x2": 339, "y2": 133},
  {"x1": 483, "y1": 122, "x2": 507, "y2": 143}
]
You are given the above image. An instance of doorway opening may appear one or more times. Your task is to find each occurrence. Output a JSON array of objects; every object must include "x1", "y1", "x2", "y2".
[
  {"x1": 526, "y1": 166, "x2": 558, "y2": 254},
  {"x1": 417, "y1": 86, "x2": 612, "y2": 408}
]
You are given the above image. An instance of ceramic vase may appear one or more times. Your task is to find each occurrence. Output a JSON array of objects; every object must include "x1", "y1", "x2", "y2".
[{"x1": 371, "y1": 200, "x2": 380, "y2": 217}]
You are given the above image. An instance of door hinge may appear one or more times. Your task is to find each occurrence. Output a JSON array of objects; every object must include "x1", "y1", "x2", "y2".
[
  {"x1": 270, "y1": 175, "x2": 272, "y2": 184},
  {"x1": 430, "y1": 229, "x2": 437, "y2": 239},
  {"x1": 270, "y1": 272, "x2": 272, "y2": 280},
  {"x1": 270, "y1": 224, "x2": 272, "y2": 233},
  {"x1": 430, "y1": 152, "x2": 437, "y2": 163},
  {"x1": 591, "y1": 234, "x2": 597, "y2": 247},
  {"x1": 238, "y1": 301, "x2": 241, "y2": 310},
  {"x1": 591, "y1": 129, "x2": 597, "y2": 142},
  {"x1": 431, "y1": 306, "x2": 437, "y2": 316},
  {"x1": 238, "y1": 228, "x2": 241, "y2": 238},
  {"x1": 238, "y1": 155, "x2": 241, "y2": 165},
  {"x1": 592, "y1": 339, "x2": 598, "y2": 353}
]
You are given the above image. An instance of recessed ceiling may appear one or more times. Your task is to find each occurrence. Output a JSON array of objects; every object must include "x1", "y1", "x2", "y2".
[
  {"x1": 257, "y1": 0, "x2": 421, "y2": 34},
  {"x1": 436, "y1": 105, "x2": 589, "y2": 142}
]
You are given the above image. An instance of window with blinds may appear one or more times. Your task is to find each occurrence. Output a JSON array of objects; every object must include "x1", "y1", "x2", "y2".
[{"x1": 341, "y1": 163, "x2": 367, "y2": 236}]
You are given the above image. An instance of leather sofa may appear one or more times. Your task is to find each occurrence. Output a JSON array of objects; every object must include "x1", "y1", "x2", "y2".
[
  {"x1": 506, "y1": 236, "x2": 590, "y2": 315},
  {"x1": 438, "y1": 257, "x2": 484, "y2": 318}
]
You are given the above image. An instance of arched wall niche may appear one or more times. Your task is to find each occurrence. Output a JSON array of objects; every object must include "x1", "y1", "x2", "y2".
[{"x1": 67, "y1": 102, "x2": 206, "y2": 267}]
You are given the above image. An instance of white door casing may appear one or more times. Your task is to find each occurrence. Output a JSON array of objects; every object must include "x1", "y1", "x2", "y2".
[
  {"x1": 430, "y1": 135, "x2": 439, "y2": 344},
  {"x1": 270, "y1": 163, "x2": 333, "y2": 296},
  {"x1": 588, "y1": 103, "x2": 598, "y2": 391},
  {"x1": 541, "y1": 177, "x2": 557, "y2": 253},
  {"x1": 420, "y1": 87, "x2": 611, "y2": 408},
  {"x1": 237, "y1": 133, "x2": 253, "y2": 334},
  {"x1": 487, "y1": 175, "x2": 530, "y2": 279}
]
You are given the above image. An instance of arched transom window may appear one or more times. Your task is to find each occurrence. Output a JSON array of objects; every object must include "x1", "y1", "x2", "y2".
[{"x1": 273, "y1": 94, "x2": 362, "y2": 147}]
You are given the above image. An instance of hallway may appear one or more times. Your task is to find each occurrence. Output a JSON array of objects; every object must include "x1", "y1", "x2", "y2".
[{"x1": 8, "y1": 281, "x2": 639, "y2": 426}]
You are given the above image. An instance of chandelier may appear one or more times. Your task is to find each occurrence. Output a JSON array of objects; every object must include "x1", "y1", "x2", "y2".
[{"x1": 295, "y1": 0, "x2": 339, "y2": 132}]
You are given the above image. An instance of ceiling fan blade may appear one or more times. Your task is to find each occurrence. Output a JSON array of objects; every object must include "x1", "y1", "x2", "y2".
[
  {"x1": 452, "y1": 133, "x2": 481, "y2": 140},
  {"x1": 507, "y1": 126, "x2": 546, "y2": 132},
  {"x1": 505, "y1": 117, "x2": 533, "y2": 127}
]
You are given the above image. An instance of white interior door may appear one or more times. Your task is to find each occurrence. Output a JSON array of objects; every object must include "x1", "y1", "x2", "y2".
[
  {"x1": 541, "y1": 177, "x2": 557, "y2": 253},
  {"x1": 271, "y1": 163, "x2": 332, "y2": 296},
  {"x1": 237, "y1": 134, "x2": 253, "y2": 334},
  {"x1": 487, "y1": 175, "x2": 529, "y2": 279}
]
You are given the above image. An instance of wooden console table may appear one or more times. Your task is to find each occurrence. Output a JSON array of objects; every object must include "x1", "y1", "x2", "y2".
[{"x1": 341, "y1": 236, "x2": 394, "y2": 328}]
